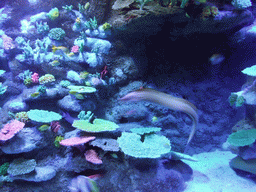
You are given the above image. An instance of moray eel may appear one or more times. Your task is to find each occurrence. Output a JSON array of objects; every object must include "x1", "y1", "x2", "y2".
[{"x1": 119, "y1": 88, "x2": 198, "y2": 145}]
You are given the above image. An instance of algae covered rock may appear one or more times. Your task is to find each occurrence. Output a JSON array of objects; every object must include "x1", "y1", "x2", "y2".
[
  {"x1": 12, "y1": 166, "x2": 56, "y2": 182},
  {"x1": 230, "y1": 156, "x2": 256, "y2": 175},
  {"x1": 7, "y1": 158, "x2": 36, "y2": 176},
  {"x1": 112, "y1": 0, "x2": 135, "y2": 10}
]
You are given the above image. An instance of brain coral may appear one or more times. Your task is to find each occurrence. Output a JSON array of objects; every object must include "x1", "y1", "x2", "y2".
[{"x1": 48, "y1": 28, "x2": 65, "y2": 40}]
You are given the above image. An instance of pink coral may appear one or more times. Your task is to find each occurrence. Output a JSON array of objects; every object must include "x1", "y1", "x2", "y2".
[
  {"x1": 31, "y1": 73, "x2": 39, "y2": 83},
  {"x1": 2, "y1": 35, "x2": 15, "y2": 51},
  {"x1": 0, "y1": 120, "x2": 25, "y2": 142},
  {"x1": 59, "y1": 136, "x2": 96, "y2": 146},
  {"x1": 85, "y1": 149, "x2": 102, "y2": 164},
  {"x1": 71, "y1": 45, "x2": 80, "y2": 53}
]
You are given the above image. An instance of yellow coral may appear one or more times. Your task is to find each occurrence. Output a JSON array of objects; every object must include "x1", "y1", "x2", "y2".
[
  {"x1": 76, "y1": 17, "x2": 81, "y2": 24},
  {"x1": 47, "y1": 7, "x2": 59, "y2": 20},
  {"x1": 39, "y1": 74, "x2": 56, "y2": 84}
]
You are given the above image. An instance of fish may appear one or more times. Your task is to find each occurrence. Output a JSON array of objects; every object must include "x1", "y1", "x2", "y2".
[
  {"x1": 30, "y1": 92, "x2": 40, "y2": 97},
  {"x1": 84, "y1": 2, "x2": 90, "y2": 10},
  {"x1": 152, "y1": 116, "x2": 158, "y2": 122},
  {"x1": 110, "y1": 153, "x2": 118, "y2": 159},
  {"x1": 209, "y1": 54, "x2": 225, "y2": 65},
  {"x1": 119, "y1": 88, "x2": 198, "y2": 145},
  {"x1": 68, "y1": 89, "x2": 85, "y2": 99},
  {"x1": 62, "y1": 111, "x2": 78, "y2": 124},
  {"x1": 67, "y1": 52, "x2": 75, "y2": 57},
  {"x1": 85, "y1": 81, "x2": 91, "y2": 86},
  {"x1": 52, "y1": 45, "x2": 69, "y2": 53},
  {"x1": 68, "y1": 175, "x2": 99, "y2": 192},
  {"x1": 80, "y1": 71, "x2": 89, "y2": 79},
  {"x1": 50, "y1": 60, "x2": 60, "y2": 66},
  {"x1": 69, "y1": 90, "x2": 78, "y2": 95},
  {"x1": 38, "y1": 124, "x2": 50, "y2": 131},
  {"x1": 74, "y1": 93, "x2": 85, "y2": 100}
]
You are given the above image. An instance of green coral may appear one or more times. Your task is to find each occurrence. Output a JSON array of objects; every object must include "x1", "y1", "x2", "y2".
[
  {"x1": 84, "y1": 17, "x2": 98, "y2": 30},
  {"x1": 72, "y1": 118, "x2": 119, "y2": 132},
  {"x1": 15, "y1": 111, "x2": 29, "y2": 123},
  {"x1": 48, "y1": 28, "x2": 66, "y2": 40},
  {"x1": 102, "y1": 22, "x2": 111, "y2": 31},
  {"x1": 47, "y1": 7, "x2": 59, "y2": 20},
  {"x1": 0, "y1": 163, "x2": 9, "y2": 176},
  {"x1": 180, "y1": 0, "x2": 189, "y2": 8},
  {"x1": 236, "y1": 95, "x2": 245, "y2": 107},
  {"x1": 27, "y1": 109, "x2": 62, "y2": 123},
  {"x1": 24, "y1": 77, "x2": 32, "y2": 86},
  {"x1": 117, "y1": 132, "x2": 171, "y2": 158},
  {"x1": 15, "y1": 36, "x2": 26, "y2": 46},
  {"x1": 36, "y1": 21, "x2": 49, "y2": 34},
  {"x1": 54, "y1": 136, "x2": 64, "y2": 147},
  {"x1": 60, "y1": 80, "x2": 71, "y2": 88},
  {"x1": 229, "y1": 93, "x2": 238, "y2": 106},
  {"x1": 22, "y1": 41, "x2": 33, "y2": 58},
  {"x1": 37, "y1": 85, "x2": 47, "y2": 95},
  {"x1": 19, "y1": 70, "x2": 32, "y2": 80},
  {"x1": 7, "y1": 158, "x2": 36, "y2": 176},
  {"x1": 78, "y1": 111, "x2": 94, "y2": 121},
  {"x1": 78, "y1": 3, "x2": 90, "y2": 12},
  {"x1": 62, "y1": 5, "x2": 73, "y2": 12},
  {"x1": 68, "y1": 85, "x2": 96, "y2": 94},
  {"x1": 227, "y1": 129, "x2": 256, "y2": 147},
  {"x1": 228, "y1": 93, "x2": 245, "y2": 107},
  {"x1": 39, "y1": 74, "x2": 55, "y2": 84}
]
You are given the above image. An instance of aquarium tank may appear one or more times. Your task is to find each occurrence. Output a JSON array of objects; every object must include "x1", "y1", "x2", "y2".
[{"x1": 0, "y1": 0, "x2": 256, "y2": 191}]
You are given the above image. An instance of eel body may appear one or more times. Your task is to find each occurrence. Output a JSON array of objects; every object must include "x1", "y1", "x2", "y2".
[{"x1": 119, "y1": 88, "x2": 198, "y2": 144}]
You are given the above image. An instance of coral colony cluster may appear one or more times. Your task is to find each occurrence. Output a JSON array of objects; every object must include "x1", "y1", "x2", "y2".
[{"x1": 0, "y1": 0, "x2": 256, "y2": 191}]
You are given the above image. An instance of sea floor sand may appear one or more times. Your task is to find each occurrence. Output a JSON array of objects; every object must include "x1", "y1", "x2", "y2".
[{"x1": 183, "y1": 150, "x2": 256, "y2": 192}]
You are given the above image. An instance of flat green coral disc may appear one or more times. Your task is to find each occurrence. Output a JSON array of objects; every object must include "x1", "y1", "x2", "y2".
[
  {"x1": 67, "y1": 85, "x2": 96, "y2": 93},
  {"x1": 241, "y1": 65, "x2": 256, "y2": 76},
  {"x1": 117, "y1": 132, "x2": 171, "y2": 158},
  {"x1": 27, "y1": 109, "x2": 62, "y2": 123},
  {"x1": 72, "y1": 119, "x2": 119, "y2": 132},
  {"x1": 227, "y1": 129, "x2": 256, "y2": 147}
]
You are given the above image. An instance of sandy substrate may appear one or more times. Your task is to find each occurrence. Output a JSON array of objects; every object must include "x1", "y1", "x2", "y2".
[{"x1": 183, "y1": 150, "x2": 256, "y2": 192}]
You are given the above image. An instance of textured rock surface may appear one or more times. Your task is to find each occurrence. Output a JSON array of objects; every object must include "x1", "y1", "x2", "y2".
[{"x1": 1, "y1": 127, "x2": 45, "y2": 154}]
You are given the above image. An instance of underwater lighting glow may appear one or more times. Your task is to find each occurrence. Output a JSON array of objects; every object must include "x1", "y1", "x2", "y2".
[{"x1": 28, "y1": 0, "x2": 39, "y2": 5}]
